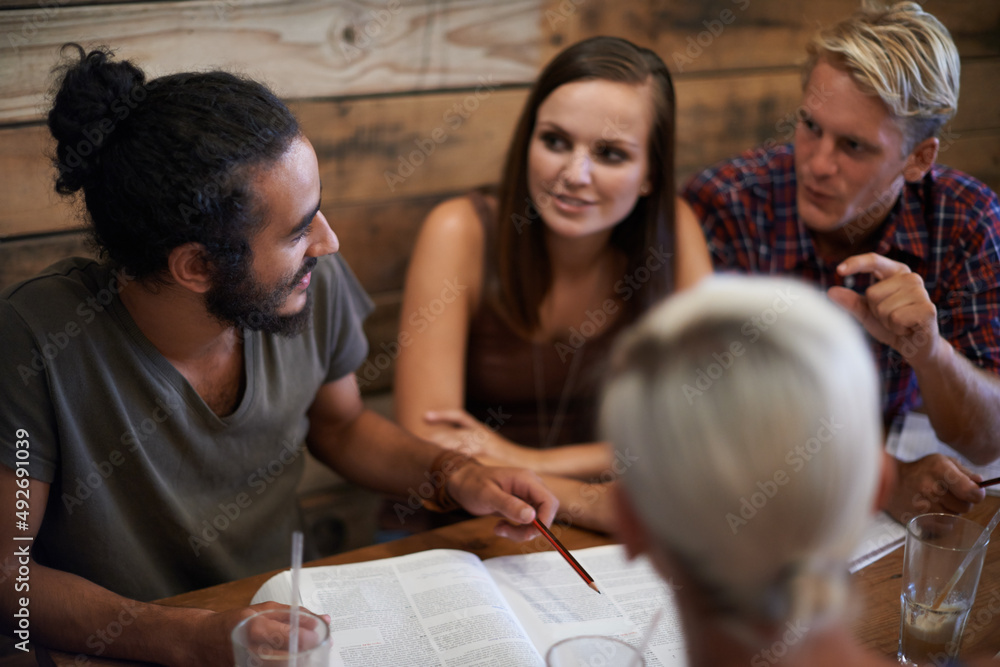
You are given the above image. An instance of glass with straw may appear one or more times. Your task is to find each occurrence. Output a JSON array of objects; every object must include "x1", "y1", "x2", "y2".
[
  {"x1": 232, "y1": 531, "x2": 331, "y2": 666},
  {"x1": 897, "y1": 509, "x2": 998, "y2": 666}
]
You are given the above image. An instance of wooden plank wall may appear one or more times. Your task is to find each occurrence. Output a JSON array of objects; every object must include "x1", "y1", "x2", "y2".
[{"x1": 0, "y1": 0, "x2": 997, "y2": 393}]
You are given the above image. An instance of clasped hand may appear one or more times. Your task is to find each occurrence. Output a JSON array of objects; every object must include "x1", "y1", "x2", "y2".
[{"x1": 423, "y1": 408, "x2": 534, "y2": 468}]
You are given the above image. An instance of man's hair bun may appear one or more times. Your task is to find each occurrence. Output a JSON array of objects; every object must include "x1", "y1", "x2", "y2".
[{"x1": 47, "y1": 43, "x2": 147, "y2": 194}]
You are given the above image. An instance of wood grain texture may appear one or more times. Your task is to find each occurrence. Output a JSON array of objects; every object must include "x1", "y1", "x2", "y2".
[
  {"x1": 291, "y1": 87, "x2": 525, "y2": 206},
  {"x1": 0, "y1": 0, "x2": 543, "y2": 124},
  {"x1": 6, "y1": 60, "x2": 995, "y2": 238},
  {"x1": 542, "y1": 0, "x2": 1000, "y2": 72},
  {"x1": 0, "y1": 85, "x2": 527, "y2": 237},
  {"x1": 333, "y1": 193, "x2": 444, "y2": 294}
]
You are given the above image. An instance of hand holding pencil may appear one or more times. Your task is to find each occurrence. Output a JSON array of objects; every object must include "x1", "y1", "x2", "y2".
[
  {"x1": 978, "y1": 476, "x2": 1000, "y2": 489},
  {"x1": 437, "y1": 453, "x2": 559, "y2": 541}
]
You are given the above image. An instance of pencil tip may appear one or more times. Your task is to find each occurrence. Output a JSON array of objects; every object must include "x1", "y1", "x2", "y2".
[{"x1": 589, "y1": 581, "x2": 602, "y2": 594}]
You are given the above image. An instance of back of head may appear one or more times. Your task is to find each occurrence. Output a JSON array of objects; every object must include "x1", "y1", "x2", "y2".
[
  {"x1": 493, "y1": 36, "x2": 676, "y2": 334},
  {"x1": 803, "y1": 1, "x2": 960, "y2": 153},
  {"x1": 601, "y1": 276, "x2": 882, "y2": 633},
  {"x1": 47, "y1": 44, "x2": 300, "y2": 281}
]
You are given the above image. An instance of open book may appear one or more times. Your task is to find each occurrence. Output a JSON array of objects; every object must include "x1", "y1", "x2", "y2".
[{"x1": 252, "y1": 543, "x2": 686, "y2": 667}]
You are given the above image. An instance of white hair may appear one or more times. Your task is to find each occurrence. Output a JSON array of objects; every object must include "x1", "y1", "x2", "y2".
[{"x1": 601, "y1": 276, "x2": 882, "y2": 633}]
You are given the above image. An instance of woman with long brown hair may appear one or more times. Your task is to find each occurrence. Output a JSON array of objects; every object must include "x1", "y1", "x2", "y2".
[{"x1": 394, "y1": 37, "x2": 710, "y2": 490}]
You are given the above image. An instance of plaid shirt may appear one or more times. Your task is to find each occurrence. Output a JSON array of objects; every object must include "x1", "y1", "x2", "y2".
[{"x1": 683, "y1": 143, "x2": 1000, "y2": 424}]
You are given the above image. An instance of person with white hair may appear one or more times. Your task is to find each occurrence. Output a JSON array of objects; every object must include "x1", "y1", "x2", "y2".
[{"x1": 603, "y1": 276, "x2": 998, "y2": 667}]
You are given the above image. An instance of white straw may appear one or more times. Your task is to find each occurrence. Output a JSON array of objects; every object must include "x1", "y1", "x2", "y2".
[
  {"x1": 631, "y1": 607, "x2": 664, "y2": 666},
  {"x1": 932, "y1": 507, "x2": 1000, "y2": 609},
  {"x1": 289, "y1": 531, "x2": 304, "y2": 667}
]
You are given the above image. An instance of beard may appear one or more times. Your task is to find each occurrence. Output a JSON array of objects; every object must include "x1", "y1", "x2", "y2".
[{"x1": 204, "y1": 256, "x2": 318, "y2": 337}]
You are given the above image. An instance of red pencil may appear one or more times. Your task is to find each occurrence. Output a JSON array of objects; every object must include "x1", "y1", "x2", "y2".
[
  {"x1": 978, "y1": 476, "x2": 1000, "y2": 489},
  {"x1": 532, "y1": 518, "x2": 601, "y2": 594}
]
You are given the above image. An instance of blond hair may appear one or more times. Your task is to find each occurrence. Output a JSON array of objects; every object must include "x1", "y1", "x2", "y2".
[
  {"x1": 601, "y1": 277, "x2": 882, "y2": 637},
  {"x1": 804, "y1": 1, "x2": 960, "y2": 153}
]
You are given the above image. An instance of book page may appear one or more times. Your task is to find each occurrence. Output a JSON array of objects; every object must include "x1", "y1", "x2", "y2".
[
  {"x1": 484, "y1": 544, "x2": 687, "y2": 667},
  {"x1": 254, "y1": 549, "x2": 544, "y2": 667},
  {"x1": 847, "y1": 512, "x2": 906, "y2": 573}
]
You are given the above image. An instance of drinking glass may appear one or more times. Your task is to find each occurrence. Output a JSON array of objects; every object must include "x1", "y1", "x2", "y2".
[{"x1": 898, "y1": 514, "x2": 989, "y2": 667}]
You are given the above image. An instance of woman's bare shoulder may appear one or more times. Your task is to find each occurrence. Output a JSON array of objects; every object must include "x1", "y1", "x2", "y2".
[
  {"x1": 419, "y1": 194, "x2": 488, "y2": 248},
  {"x1": 409, "y1": 193, "x2": 489, "y2": 307}
]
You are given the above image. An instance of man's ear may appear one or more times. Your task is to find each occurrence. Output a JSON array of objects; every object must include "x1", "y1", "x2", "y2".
[
  {"x1": 903, "y1": 136, "x2": 938, "y2": 183},
  {"x1": 166, "y1": 243, "x2": 214, "y2": 294},
  {"x1": 613, "y1": 483, "x2": 650, "y2": 560}
]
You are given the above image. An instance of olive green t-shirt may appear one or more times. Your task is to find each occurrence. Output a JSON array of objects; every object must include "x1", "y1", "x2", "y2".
[{"x1": 0, "y1": 254, "x2": 373, "y2": 601}]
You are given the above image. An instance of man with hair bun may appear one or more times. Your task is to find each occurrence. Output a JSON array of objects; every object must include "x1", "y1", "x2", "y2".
[
  {"x1": 0, "y1": 45, "x2": 557, "y2": 665},
  {"x1": 683, "y1": 2, "x2": 1000, "y2": 524}
]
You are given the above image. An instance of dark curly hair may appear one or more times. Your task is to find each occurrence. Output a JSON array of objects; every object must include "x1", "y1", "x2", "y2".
[{"x1": 47, "y1": 44, "x2": 300, "y2": 281}]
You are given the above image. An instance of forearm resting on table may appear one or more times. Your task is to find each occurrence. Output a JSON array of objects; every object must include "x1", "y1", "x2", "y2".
[
  {"x1": 414, "y1": 412, "x2": 615, "y2": 480},
  {"x1": 540, "y1": 475, "x2": 616, "y2": 534},
  {"x1": 470, "y1": 439, "x2": 614, "y2": 479},
  {"x1": 1, "y1": 561, "x2": 211, "y2": 665}
]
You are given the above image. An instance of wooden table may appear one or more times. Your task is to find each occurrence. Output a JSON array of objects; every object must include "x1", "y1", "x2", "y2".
[{"x1": 42, "y1": 498, "x2": 1000, "y2": 666}]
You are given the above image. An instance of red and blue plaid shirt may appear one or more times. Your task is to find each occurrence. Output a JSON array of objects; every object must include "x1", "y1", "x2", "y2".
[{"x1": 683, "y1": 143, "x2": 1000, "y2": 425}]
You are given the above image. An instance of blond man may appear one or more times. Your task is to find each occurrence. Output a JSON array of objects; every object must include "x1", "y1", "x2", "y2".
[{"x1": 683, "y1": 2, "x2": 1000, "y2": 523}]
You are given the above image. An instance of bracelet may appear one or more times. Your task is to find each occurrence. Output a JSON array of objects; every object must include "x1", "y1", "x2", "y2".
[{"x1": 421, "y1": 450, "x2": 479, "y2": 513}]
